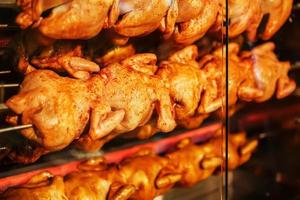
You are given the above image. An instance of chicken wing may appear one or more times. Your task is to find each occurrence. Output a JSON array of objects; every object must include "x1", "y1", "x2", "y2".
[{"x1": 31, "y1": 43, "x2": 100, "y2": 79}]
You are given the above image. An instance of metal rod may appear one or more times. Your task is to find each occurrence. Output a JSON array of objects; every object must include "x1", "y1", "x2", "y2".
[
  {"x1": 0, "y1": 124, "x2": 32, "y2": 134},
  {"x1": 0, "y1": 83, "x2": 19, "y2": 88},
  {"x1": 292, "y1": 62, "x2": 300, "y2": 70},
  {"x1": 0, "y1": 70, "x2": 11, "y2": 74},
  {"x1": 293, "y1": 3, "x2": 300, "y2": 10},
  {"x1": 0, "y1": 104, "x2": 8, "y2": 110}
]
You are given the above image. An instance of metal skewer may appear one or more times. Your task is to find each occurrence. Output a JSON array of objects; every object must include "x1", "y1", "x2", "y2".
[
  {"x1": 0, "y1": 124, "x2": 32, "y2": 133},
  {"x1": 0, "y1": 103, "x2": 8, "y2": 110},
  {"x1": 0, "y1": 70, "x2": 11, "y2": 74},
  {"x1": 0, "y1": 83, "x2": 19, "y2": 88}
]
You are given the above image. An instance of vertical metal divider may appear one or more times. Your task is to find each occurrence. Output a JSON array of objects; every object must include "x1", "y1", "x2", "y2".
[{"x1": 225, "y1": 0, "x2": 229, "y2": 199}]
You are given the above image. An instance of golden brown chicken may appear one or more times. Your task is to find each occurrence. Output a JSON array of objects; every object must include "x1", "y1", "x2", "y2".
[
  {"x1": 161, "y1": 139, "x2": 222, "y2": 187},
  {"x1": 132, "y1": 45, "x2": 208, "y2": 139},
  {"x1": 228, "y1": 0, "x2": 261, "y2": 38},
  {"x1": 160, "y1": 131, "x2": 258, "y2": 187},
  {"x1": 6, "y1": 70, "x2": 100, "y2": 163},
  {"x1": 94, "y1": 44, "x2": 136, "y2": 66},
  {"x1": 64, "y1": 166, "x2": 113, "y2": 200},
  {"x1": 260, "y1": 0, "x2": 293, "y2": 40},
  {"x1": 0, "y1": 132, "x2": 257, "y2": 200},
  {"x1": 15, "y1": 0, "x2": 293, "y2": 42},
  {"x1": 173, "y1": 0, "x2": 219, "y2": 45},
  {"x1": 39, "y1": 0, "x2": 116, "y2": 39},
  {"x1": 158, "y1": 45, "x2": 205, "y2": 122},
  {"x1": 31, "y1": 43, "x2": 100, "y2": 79},
  {"x1": 239, "y1": 42, "x2": 296, "y2": 102},
  {"x1": 114, "y1": 0, "x2": 170, "y2": 37},
  {"x1": 76, "y1": 54, "x2": 176, "y2": 151},
  {"x1": 204, "y1": 43, "x2": 262, "y2": 106},
  {"x1": 0, "y1": 172, "x2": 66, "y2": 200},
  {"x1": 6, "y1": 54, "x2": 176, "y2": 161},
  {"x1": 201, "y1": 42, "x2": 296, "y2": 105},
  {"x1": 16, "y1": 0, "x2": 116, "y2": 39},
  {"x1": 5, "y1": 42, "x2": 295, "y2": 162},
  {"x1": 109, "y1": 152, "x2": 175, "y2": 200}
]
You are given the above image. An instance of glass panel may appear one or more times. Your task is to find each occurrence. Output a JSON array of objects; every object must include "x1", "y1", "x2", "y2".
[
  {"x1": 228, "y1": 0, "x2": 300, "y2": 199},
  {"x1": 0, "y1": 1, "x2": 226, "y2": 199}
]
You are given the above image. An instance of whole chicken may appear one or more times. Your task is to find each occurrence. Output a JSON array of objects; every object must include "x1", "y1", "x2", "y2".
[
  {"x1": 158, "y1": 45, "x2": 205, "y2": 122},
  {"x1": 161, "y1": 139, "x2": 222, "y2": 187},
  {"x1": 6, "y1": 54, "x2": 176, "y2": 162},
  {"x1": 132, "y1": 45, "x2": 209, "y2": 139},
  {"x1": 6, "y1": 70, "x2": 100, "y2": 163},
  {"x1": 109, "y1": 152, "x2": 176, "y2": 200},
  {"x1": 0, "y1": 132, "x2": 258, "y2": 199},
  {"x1": 208, "y1": 43, "x2": 262, "y2": 106},
  {"x1": 0, "y1": 172, "x2": 66, "y2": 200},
  {"x1": 114, "y1": 0, "x2": 170, "y2": 37},
  {"x1": 173, "y1": 0, "x2": 219, "y2": 44},
  {"x1": 54, "y1": 157, "x2": 119, "y2": 199},
  {"x1": 16, "y1": 0, "x2": 116, "y2": 39},
  {"x1": 15, "y1": 0, "x2": 293, "y2": 42},
  {"x1": 240, "y1": 42, "x2": 296, "y2": 102},
  {"x1": 76, "y1": 54, "x2": 176, "y2": 151}
]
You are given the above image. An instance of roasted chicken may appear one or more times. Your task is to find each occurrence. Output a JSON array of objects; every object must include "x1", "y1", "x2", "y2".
[
  {"x1": 0, "y1": 133, "x2": 257, "y2": 200},
  {"x1": 5, "y1": 42, "x2": 295, "y2": 162},
  {"x1": 200, "y1": 42, "x2": 296, "y2": 105},
  {"x1": 6, "y1": 70, "x2": 99, "y2": 163},
  {"x1": 30, "y1": 43, "x2": 100, "y2": 79},
  {"x1": 114, "y1": 0, "x2": 170, "y2": 37},
  {"x1": 172, "y1": 0, "x2": 219, "y2": 44},
  {"x1": 76, "y1": 53, "x2": 176, "y2": 152},
  {"x1": 239, "y1": 42, "x2": 296, "y2": 102},
  {"x1": 16, "y1": 0, "x2": 116, "y2": 39},
  {"x1": 15, "y1": 0, "x2": 293, "y2": 43},
  {"x1": 6, "y1": 54, "x2": 176, "y2": 162}
]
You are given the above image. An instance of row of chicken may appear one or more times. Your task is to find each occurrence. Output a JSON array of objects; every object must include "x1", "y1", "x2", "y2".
[
  {"x1": 0, "y1": 131, "x2": 258, "y2": 200},
  {"x1": 16, "y1": 0, "x2": 293, "y2": 44},
  {"x1": 4, "y1": 42, "x2": 295, "y2": 164}
]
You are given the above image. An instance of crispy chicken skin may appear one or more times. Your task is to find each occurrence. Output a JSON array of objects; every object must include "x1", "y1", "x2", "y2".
[
  {"x1": 173, "y1": 0, "x2": 219, "y2": 44},
  {"x1": 6, "y1": 54, "x2": 176, "y2": 161},
  {"x1": 5, "y1": 70, "x2": 99, "y2": 163},
  {"x1": 5, "y1": 43, "x2": 294, "y2": 162},
  {"x1": 31, "y1": 44, "x2": 100, "y2": 80},
  {"x1": 239, "y1": 42, "x2": 296, "y2": 102},
  {"x1": 16, "y1": 0, "x2": 115, "y2": 39},
  {"x1": 158, "y1": 45, "x2": 204, "y2": 121},
  {"x1": 0, "y1": 133, "x2": 257, "y2": 200},
  {"x1": 228, "y1": 0, "x2": 261, "y2": 38},
  {"x1": 15, "y1": 0, "x2": 293, "y2": 42},
  {"x1": 200, "y1": 42, "x2": 296, "y2": 105},
  {"x1": 77, "y1": 54, "x2": 176, "y2": 151},
  {"x1": 114, "y1": 0, "x2": 170, "y2": 37},
  {"x1": 1, "y1": 172, "x2": 67, "y2": 200},
  {"x1": 260, "y1": 0, "x2": 293, "y2": 40},
  {"x1": 38, "y1": 0, "x2": 115, "y2": 39}
]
